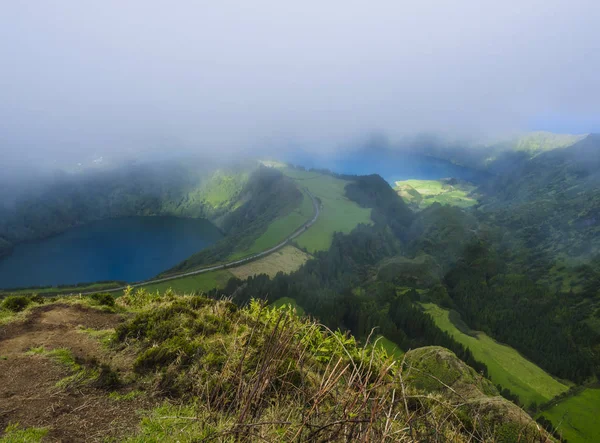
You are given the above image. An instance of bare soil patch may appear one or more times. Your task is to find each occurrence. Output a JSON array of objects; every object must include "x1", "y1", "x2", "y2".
[
  {"x1": 0, "y1": 303, "x2": 148, "y2": 442},
  {"x1": 229, "y1": 245, "x2": 311, "y2": 280}
]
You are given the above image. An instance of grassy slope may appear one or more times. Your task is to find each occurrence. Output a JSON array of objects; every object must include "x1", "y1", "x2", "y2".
[
  {"x1": 280, "y1": 168, "x2": 372, "y2": 253},
  {"x1": 395, "y1": 179, "x2": 478, "y2": 210},
  {"x1": 2, "y1": 271, "x2": 231, "y2": 299},
  {"x1": 0, "y1": 282, "x2": 122, "y2": 296},
  {"x1": 229, "y1": 245, "x2": 310, "y2": 280},
  {"x1": 141, "y1": 270, "x2": 233, "y2": 294},
  {"x1": 540, "y1": 388, "x2": 600, "y2": 443},
  {"x1": 421, "y1": 303, "x2": 569, "y2": 406},
  {"x1": 230, "y1": 188, "x2": 315, "y2": 259}
]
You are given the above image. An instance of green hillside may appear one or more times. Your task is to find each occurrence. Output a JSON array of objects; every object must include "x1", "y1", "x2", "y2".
[
  {"x1": 540, "y1": 388, "x2": 600, "y2": 443},
  {"x1": 0, "y1": 160, "x2": 256, "y2": 249},
  {"x1": 421, "y1": 303, "x2": 570, "y2": 406},
  {"x1": 141, "y1": 270, "x2": 233, "y2": 294},
  {"x1": 279, "y1": 167, "x2": 373, "y2": 252},
  {"x1": 233, "y1": 187, "x2": 315, "y2": 258},
  {"x1": 395, "y1": 179, "x2": 478, "y2": 210},
  {"x1": 511, "y1": 131, "x2": 586, "y2": 155},
  {"x1": 164, "y1": 166, "x2": 306, "y2": 272}
]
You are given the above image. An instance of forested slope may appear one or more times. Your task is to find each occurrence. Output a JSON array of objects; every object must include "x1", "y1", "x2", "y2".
[
  {"x1": 0, "y1": 159, "x2": 255, "y2": 247},
  {"x1": 165, "y1": 166, "x2": 304, "y2": 271}
]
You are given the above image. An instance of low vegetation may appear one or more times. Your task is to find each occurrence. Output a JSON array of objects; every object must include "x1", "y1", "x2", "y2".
[
  {"x1": 141, "y1": 269, "x2": 233, "y2": 294},
  {"x1": 0, "y1": 294, "x2": 46, "y2": 325},
  {"x1": 270, "y1": 296, "x2": 305, "y2": 316},
  {"x1": 0, "y1": 292, "x2": 547, "y2": 441},
  {"x1": 0, "y1": 424, "x2": 48, "y2": 443},
  {"x1": 113, "y1": 292, "x2": 545, "y2": 441},
  {"x1": 0, "y1": 281, "x2": 122, "y2": 297}
]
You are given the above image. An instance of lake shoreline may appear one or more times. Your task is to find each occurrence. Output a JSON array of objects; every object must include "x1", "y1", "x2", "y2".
[{"x1": 0, "y1": 215, "x2": 223, "y2": 289}]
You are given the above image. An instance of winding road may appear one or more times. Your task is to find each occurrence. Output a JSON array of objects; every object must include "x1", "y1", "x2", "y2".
[{"x1": 76, "y1": 189, "x2": 320, "y2": 295}]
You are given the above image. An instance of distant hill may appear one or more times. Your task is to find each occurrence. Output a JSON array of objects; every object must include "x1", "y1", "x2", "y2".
[
  {"x1": 401, "y1": 131, "x2": 588, "y2": 174},
  {"x1": 0, "y1": 159, "x2": 255, "y2": 247},
  {"x1": 481, "y1": 133, "x2": 600, "y2": 260},
  {"x1": 0, "y1": 161, "x2": 308, "y2": 272}
]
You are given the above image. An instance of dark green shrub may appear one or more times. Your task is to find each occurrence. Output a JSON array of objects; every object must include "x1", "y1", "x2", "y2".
[
  {"x1": 89, "y1": 293, "x2": 115, "y2": 307},
  {"x1": 94, "y1": 364, "x2": 121, "y2": 389},
  {"x1": 133, "y1": 337, "x2": 202, "y2": 373},
  {"x1": 1, "y1": 295, "x2": 31, "y2": 312},
  {"x1": 115, "y1": 305, "x2": 192, "y2": 342},
  {"x1": 188, "y1": 295, "x2": 211, "y2": 309},
  {"x1": 29, "y1": 294, "x2": 45, "y2": 304}
]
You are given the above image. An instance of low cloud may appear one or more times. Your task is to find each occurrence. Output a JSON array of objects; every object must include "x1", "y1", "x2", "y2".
[{"x1": 1, "y1": 0, "x2": 599, "y2": 169}]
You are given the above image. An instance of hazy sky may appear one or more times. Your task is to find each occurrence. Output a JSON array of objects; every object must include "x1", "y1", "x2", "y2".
[{"x1": 1, "y1": 0, "x2": 599, "y2": 165}]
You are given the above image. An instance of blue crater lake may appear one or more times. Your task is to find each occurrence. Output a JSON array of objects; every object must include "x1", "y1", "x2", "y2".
[
  {"x1": 285, "y1": 151, "x2": 489, "y2": 184},
  {"x1": 0, "y1": 217, "x2": 223, "y2": 289}
]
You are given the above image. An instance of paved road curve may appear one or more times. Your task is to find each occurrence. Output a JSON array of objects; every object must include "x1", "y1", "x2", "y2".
[{"x1": 76, "y1": 189, "x2": 320, "y2": 295}]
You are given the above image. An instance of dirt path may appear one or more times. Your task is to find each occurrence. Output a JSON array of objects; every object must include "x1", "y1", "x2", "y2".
[{"x1": 0, "y1": 304, "x2": 147, "y2": 442}]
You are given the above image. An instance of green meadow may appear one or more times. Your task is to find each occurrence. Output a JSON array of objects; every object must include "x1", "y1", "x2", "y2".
[
  {"x1": 0, "y1": 281, "x2": 122, "y2": 296},
  {"x1": 241, "y1": 188, "x2": 315, "y2": 256},
  {"x1": 280, "y1": 168, "x2": 372, "y2": 253},
  {"x1": 395, "y1": 179, "x2": 478, "y2": 210},
  {"x1": 141, "y1": 270, "x2": 233, "y2": 294},
  {"x1": 540, "y1": 388, "x2": 600, "y2": 443},
  {"x1": 421, "y1": 303, "x2": 569, "y2": 406}
]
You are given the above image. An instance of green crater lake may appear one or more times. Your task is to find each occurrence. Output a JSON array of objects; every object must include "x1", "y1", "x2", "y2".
[{"x1": 0, "y1": 217, "x2": 223, "y2": 289}]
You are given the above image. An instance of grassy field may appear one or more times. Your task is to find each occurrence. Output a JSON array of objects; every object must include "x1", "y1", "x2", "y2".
[
  {"x1": 271, "y1": 296, "x2": 305, "y2": 316},
  {"x1": 421, "y1": 303, "x2": 569, "y2": 406},
  {"x1": 200, "y1": 170, "x2": 249, "y2": 207},
  {"x1": 239, "y1": 189, "x2": 315, "y2": 257},
  {"x1": 540, "y1": 388, "x2": 600, "y2": 443},
  {"x1": 141, "y1": 270, "x2": 233, "y2": 294},
  {"x1": 229, "y1": 245, "x2": 310, "y2": 280},
  {"x1": 395, "y1": 179, "x2": 477, "y2": 210},
  {"x1": 279, "y1": 168, "x2": 372, "y2": 253},
  {"x1": 0, "y1": 281, "x2": 122, "y2": 296}
]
